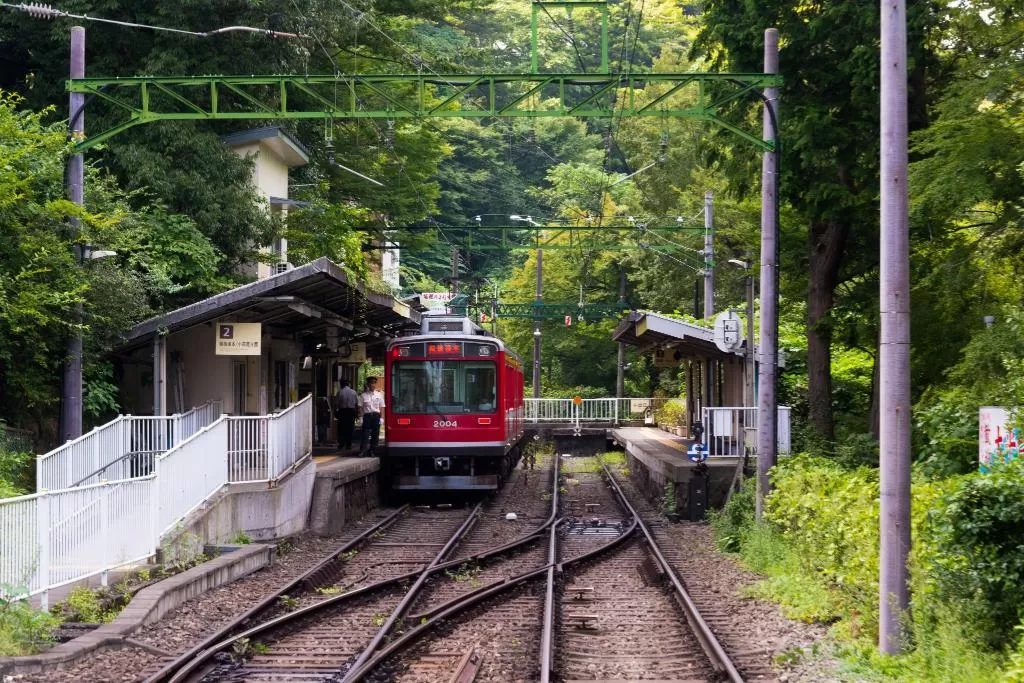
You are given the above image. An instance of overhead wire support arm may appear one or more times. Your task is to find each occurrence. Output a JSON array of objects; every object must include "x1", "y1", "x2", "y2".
[{"x1": 65, "y1": 72, "x2": 783, "y2": 151}]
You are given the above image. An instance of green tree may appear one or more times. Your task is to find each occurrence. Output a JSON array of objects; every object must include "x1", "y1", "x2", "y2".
[{"x1": 693, "y1": 0, "x2": 937, "y2": 443}]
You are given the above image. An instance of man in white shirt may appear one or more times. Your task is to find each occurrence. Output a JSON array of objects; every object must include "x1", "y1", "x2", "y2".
[
  {"x1": 358, "y1": 376, "x2": 386, "y2": 457},
  {"x1": 334, "y1": 379, "x2": 359, "y2": 451}
]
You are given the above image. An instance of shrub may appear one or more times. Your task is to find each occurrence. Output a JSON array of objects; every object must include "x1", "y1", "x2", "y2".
[
  {"x1": 0, "y1": 592, "x2": 59, "y2": 656},
  {"x1": 928, "y1": 459, "x2": 1024, "y2": 650},
  {"x1": 654, "y1": 399, "x2": 686, "y2": 427}
]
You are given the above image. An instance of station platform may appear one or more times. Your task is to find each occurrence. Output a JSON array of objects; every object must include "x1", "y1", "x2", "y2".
[
  {"x1": 610, "y1": 427, "x2": 746, "y2": 517},
  {"x1": 310, "y1": 452, "x2": 381, "y2": 536}
]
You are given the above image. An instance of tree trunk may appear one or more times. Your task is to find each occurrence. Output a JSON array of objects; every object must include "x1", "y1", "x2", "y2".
[{"x1": 807, "y1": 219, "x2": 849, "y2": 444}]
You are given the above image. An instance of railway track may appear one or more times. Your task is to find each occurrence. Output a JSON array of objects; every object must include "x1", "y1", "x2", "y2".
[
  {"x1": 151, "y1": 454, "x2": 760, "y2": 683},
  {"x1": 373, "y1": 459, "x2": 745, "y2": 683},
  {"x1": 152, "y1": 455, "x2": 559, "y2": 683}
]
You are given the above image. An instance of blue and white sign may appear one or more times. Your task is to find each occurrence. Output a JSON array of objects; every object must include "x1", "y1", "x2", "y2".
[{"x1": 687, "y1": 443, "x2": 708, "y2": 463}]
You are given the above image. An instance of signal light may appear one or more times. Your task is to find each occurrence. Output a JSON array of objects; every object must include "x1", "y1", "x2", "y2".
[
  {"x1": 397, "y1": 418, "x2": 411, "y2": 425},
  {"x1": 477, "y1": 417, "x2": 492, "y2": 425}
]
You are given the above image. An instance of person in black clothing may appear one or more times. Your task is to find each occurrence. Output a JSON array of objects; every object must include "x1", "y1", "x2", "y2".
[{"x1": 335, "y1": 379, "x2": 359, "y2": 450}]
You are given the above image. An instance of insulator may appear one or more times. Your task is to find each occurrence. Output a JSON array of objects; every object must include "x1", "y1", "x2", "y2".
[{"x1": 21, "y1": 2, "x2": 60, "y2": 19}]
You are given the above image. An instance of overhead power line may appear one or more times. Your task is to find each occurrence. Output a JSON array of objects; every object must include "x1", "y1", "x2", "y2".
[{"x1": 1, "y1": 2, "x2": 307, "y2": 38}]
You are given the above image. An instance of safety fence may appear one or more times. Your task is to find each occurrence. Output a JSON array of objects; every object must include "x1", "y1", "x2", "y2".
[
  {"x1": 36, "y1": 400, "x2": 224, "y2": 491},
  {"x1": 1, "y1": 477, "x2": 155, "y2": 608},
  {"x1": 525, "y1": 397, "x2": 673, "y2": 424},
  {"x1": 702, "y1": 406, "x2": 792, "y2": 457},
  {"x1": 4, "y1": 398, "x2": 311, "y2": 607},
  {"x1": 227, "y1": 396, "x2": 312, "y2": 483}
]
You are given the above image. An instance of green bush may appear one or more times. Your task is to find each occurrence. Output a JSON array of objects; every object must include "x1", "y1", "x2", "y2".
[
  {"x1": 654, "y1": 399, "x2": 686, "y2": 427},
  {"x1": 764, "y1": 455, "x2": 881, "y2": 628},
  {"x1": 0, "y1": 590, "x2": 60, "y2": 655},
  {"x1": 928, "y1": 459, "x2": 1024, "y2": 650},
  {"x1": 0, "y1": 427, "x2": 34, "y2": 496}
]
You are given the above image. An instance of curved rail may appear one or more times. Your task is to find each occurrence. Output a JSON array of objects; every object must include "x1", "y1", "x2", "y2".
[
  {"x1": 158, "y1": 455, "x2": 564, "y2": 682},
  {"x1": 348, "y1": 462, "x2": 744, "y2": 683},
  {"x1": 601, "y1": 464, "x2": 744, "y2": 683},
  {"x1": 149, "y1": 504, "x2": 410, "y2": 683}
]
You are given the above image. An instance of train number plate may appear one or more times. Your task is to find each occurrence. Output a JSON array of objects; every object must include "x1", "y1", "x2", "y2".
[{"x1": 433, "y1": 420, "x2": 458, "y2": 428}]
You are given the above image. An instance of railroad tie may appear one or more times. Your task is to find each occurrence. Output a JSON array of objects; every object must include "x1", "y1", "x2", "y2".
[
  {"x1": 567, "y1": 586, "x2": 594, "y2": 601},
  {"x1": 565, "y1": 613, "x2": 599, "y2": 629}
]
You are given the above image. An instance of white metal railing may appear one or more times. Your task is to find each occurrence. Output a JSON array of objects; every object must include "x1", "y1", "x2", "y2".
[
  {"x1": 267, "y1": 395, "x2": 313, "y2": 479},
  {"x1": 5, "y1": 400, "x2": 311, "y2": 606},
  {"x1": 1, "y1": 477, "x2": 155, "y2": 608},
  {"x1": 227, "y1": 396, "x2": 313, "y2": 483},
  {"x1": 525, "y1": 397, "x2": 673, "y2": 424},
  {"x1": 702, "y1": 406, "x2": 792, "y2": 457},
  {"x1": 173, "y1": 399, "x2": 224, "y2": 444},
  {"x1": 157, "y1": 419, "x2": 229, "y2": 535},
  {"x1": 36, "y1": 400, "x2": 224, "y2": 491}
]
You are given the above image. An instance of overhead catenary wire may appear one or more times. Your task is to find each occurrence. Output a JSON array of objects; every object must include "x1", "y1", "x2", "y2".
[{"x1": 1, "y1": 2, "x2": 307, "y2": 37}]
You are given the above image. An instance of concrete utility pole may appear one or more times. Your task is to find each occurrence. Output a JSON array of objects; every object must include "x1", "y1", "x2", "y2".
[
  {"x1": 533, "y1": 248, "x2": 542, "y2": 398},
  {"x1": 616, "y1": 268, "x2": 627, "y2": 398},
  {"x1": 879, "y1": 0, "x2": 911, "y2": 655},
  {"x1": 756, "y1": 28, "x2": 779, "y2": 522},
  {"x1": 61, "y1": 26, "x2": 85, "y2": 442},
  {"x1": 745, "y1": 274, "x2": 756, "y2": 408},
  {"x1": 703, "y1": 190, "x2": 714, "y2": 321}
]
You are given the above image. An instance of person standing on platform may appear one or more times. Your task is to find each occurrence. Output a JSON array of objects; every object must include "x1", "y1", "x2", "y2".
[
  {"x1": 358, "y1": 376, "x2": 386, "y2": 457},
  {"x1": 335, "y1": 379, "x2": 359, "y2": 451}
]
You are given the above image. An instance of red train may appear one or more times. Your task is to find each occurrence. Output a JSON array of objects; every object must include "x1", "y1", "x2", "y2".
[{"x1": 383, "y1": 315, "x2": 525, "y2": 491}]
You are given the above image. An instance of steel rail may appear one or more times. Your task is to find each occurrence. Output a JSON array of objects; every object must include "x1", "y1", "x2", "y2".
[
  {"x1": 602, "y1": 464, "x2": 745, "y2": 683},
  {"x1": 341, "y1": 502, "x2": 484, "y2": 681},
  {"x1": 149, "y1": 504, "x2": 409, "y2": 683},
  {"x1": 539, "y1": 510, "x2": 558, "y2": 683},
  {"x1": 158, "y1": 457, "x2": 563, "y2": 682},
  {"x1": 344, "y1": 515, "x2": 640, "y2": 682}
]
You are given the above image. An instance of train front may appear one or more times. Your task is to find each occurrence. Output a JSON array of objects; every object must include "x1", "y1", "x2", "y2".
[{"x1": 384, "y1": 334, "x2": 522, "y2": 491}]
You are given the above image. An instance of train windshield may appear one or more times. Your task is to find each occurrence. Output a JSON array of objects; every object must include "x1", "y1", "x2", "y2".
[{"x1": 391, "y1": 360, "x2": 497, "y2": 414}]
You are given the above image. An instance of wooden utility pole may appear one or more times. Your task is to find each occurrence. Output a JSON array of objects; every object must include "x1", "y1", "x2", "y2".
[
  {"x1": 879, "y1": 0, "x2": 911, "y2": 654},
  {"x1": 756, "y1": 28, "x2": 779, "y2": 522},
  {"x1": 703, "y1": 190, "x2": 714, "y2": 321},
  {"x1": 62, "y1": 26, "x2": 85, "y2": 441}
]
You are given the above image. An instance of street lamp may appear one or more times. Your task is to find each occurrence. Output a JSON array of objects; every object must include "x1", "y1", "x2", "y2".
[{"x1": 728, "y1": 259, "x2": 756, "y2": 410}]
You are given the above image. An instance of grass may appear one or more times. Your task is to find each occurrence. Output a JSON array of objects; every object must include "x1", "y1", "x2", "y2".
[
  {"x1": 0, "y1": 596, "x2": 60, "y2": 656},
  {"x1": 716, "y1": 517, "x2": 1008, "y2": 681},
  {"x1": 558, "y1": 452, "x2": 627, "y2": 475}
]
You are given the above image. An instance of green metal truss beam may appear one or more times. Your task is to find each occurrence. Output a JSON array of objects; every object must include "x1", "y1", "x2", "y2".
[
  {"x1": 379, "y1": 223, "x2": 708, "y2": 252},
  {"x1": 67, "y1": 72, "x2": 782, "y2": 152},
  {"x1": 455, "y1": 301, "x2": 630, "y2": 320}
]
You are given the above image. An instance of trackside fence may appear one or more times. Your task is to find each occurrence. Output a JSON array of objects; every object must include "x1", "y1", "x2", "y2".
[
  {"x1": 36, "y1": 400, "x2": 224, "y2": 491},
  {"x1": 0, "y1": 477, "x2": 155, "y2": 608},
  {"x1": 228, "y1": 395, "x2": 313, "y2": 483},
  {"x1": 525, "y1": 397, "x2": 674, "y2": 424},
  {"x1": 702, "y1": 406, "x2": 792, "y2": 457},
  {"x1": 156, "y1": 418, "x2": 229, "y2": 535},
  {"x1": 4, "y1": 399, "x2": 310, "y2": 607}
]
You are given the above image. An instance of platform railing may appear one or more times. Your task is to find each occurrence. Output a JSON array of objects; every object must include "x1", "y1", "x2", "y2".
[
  {"x1": 157, "y1": 418, "x2": 229, "y2": 535},
  {"x1": 525, "y1": 397, "x2": 675, "y2": 424},
  {"x1": 36, "y1": 400, "x2": 224, "y2": 491},
  {"x1": 5, "y1": 400, "x2": 311, "y2": 608},
  {"x1": 227, "y1": 396, "x2": 313, "y2": 483},
  {"x1": 702, "y1": 406, "x2": 792, "y2": 457},
  {"x1": 0, "y1": 477, "x2": 155, "y2": 608}
]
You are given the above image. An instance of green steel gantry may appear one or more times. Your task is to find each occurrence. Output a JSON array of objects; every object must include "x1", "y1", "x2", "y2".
[{"x1": 67, "y1": 72, "x2": 780, "y2": 152}]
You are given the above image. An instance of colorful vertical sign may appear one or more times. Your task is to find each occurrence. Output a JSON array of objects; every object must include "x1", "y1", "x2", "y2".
[{"x1": 979, "y1": 406, "x2": 1020, "y2": 472}]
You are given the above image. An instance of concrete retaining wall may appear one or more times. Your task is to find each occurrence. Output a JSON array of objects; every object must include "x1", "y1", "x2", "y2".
[{"x1": 309, "y1": 458, "x2": 380, "y2": 536}]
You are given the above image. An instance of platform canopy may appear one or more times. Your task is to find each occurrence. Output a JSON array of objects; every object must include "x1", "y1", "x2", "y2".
[
  {"x1": 612, "y1": 310, "x2": 751, "y2": 361},
  {"x1": 117, "y1": 257, "x2": 418, "y2": 356}
]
